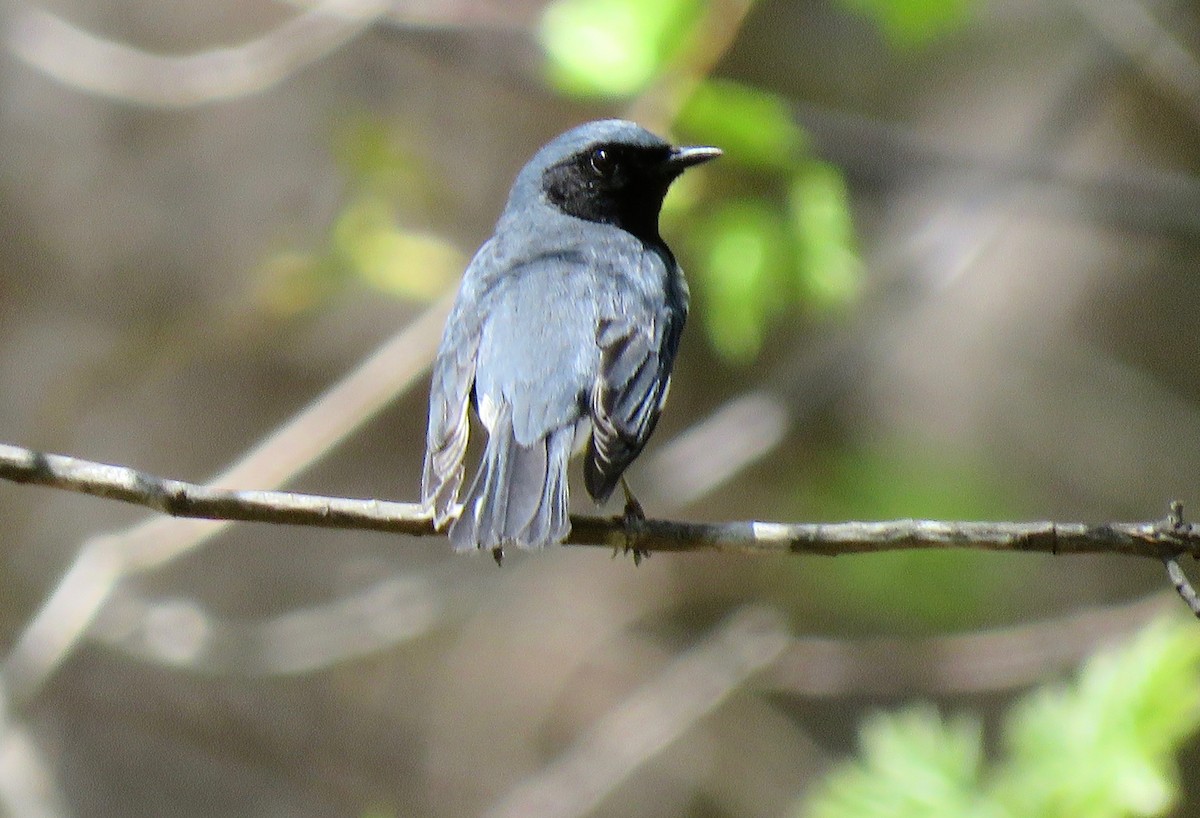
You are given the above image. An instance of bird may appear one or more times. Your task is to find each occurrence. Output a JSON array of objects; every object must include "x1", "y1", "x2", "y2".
[{"x1": 421, "y1": 119, "x2": 720, "y2": 559}]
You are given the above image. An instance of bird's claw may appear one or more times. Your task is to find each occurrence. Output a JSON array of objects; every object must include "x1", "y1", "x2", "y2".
[{"x1": 612, "y1": 478, "x2": 649, "y2": 565}]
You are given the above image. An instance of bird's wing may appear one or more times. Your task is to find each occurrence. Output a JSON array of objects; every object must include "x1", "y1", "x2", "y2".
[
  {"x1": 422, "y1": 245, "x2": 493, "y2": 528},
  {"x1": 584, "y1": 301, "x2": 684, "y2": 503}
]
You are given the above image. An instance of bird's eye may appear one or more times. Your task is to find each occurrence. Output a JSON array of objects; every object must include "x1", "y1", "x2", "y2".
[{"x1": 589, "y1": 147, "x2": 616, "y2": 178}]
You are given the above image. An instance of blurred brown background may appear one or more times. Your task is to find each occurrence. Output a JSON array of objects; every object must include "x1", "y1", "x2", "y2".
[{"x1": 2, "y1": 0, "x2": 1200, "y2": 815}]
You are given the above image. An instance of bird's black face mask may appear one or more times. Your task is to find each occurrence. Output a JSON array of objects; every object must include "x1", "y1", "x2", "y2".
[{"x1": 542, "y1": 143, "x2": 680, "y2": 245}]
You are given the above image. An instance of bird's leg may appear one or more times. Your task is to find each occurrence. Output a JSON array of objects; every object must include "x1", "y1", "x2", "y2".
[
  {"x1": 492, "y1": 545, "x2": 504, "y2": 567},
  {"x1": 621, "y1": 476, "x2": 645, "y2": 522},
  {"x1": 617, "y1": 477, "x2": 649, "y2": 565}
]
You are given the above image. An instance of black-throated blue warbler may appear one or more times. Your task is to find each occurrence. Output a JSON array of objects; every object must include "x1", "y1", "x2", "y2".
[{"x1": 422, "y1": 120, "x2": 720, "y2": 558}]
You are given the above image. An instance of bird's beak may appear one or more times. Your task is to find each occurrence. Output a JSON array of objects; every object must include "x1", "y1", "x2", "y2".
[{"x1": 664, "y1": 145, "x2": 722, "y2": 174}]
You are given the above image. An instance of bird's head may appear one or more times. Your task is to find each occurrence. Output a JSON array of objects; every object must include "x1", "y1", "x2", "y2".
[{"x1": 507, "y1": 120, "x2": 721, "y2": 245}]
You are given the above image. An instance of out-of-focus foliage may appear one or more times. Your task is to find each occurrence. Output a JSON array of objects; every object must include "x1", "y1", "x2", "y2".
[
  {"x1": 674, "y1": 78, "x2": 865, "y2": 363},
  {"x1": 539, "y1": 0, "x2": 707, "y2": 97},
  {"x1": 837, "y1": 0, "x2": 974, "y2": 47},
  {"x1": 540, "y1": 0, "x2": 864, "y2": 363},
  {"x1": 259, "y1": 116, "x2": 462, "y2": 315},
  {"x1": 675, "y1": 79, "x2": 806, "y2": 172},
  {"x1": 810, "y1": 444, "x2": 1020, "y2": 523},
  {"x1": 535, "y1": 0, "x2": 977, "y2": 363},
  {"x1": 799, "y1": 616, "x2": 1200, "y2": 818},
  {"x1": 805, "y1": 706, "x2": 988, "y2": 818},
  {"x1": 331, "y1": 197, "x2": 462, "y2": 300},
  {"x1": 790, "y1": 162, "x2": 861, "y2": 309},
  {"x1": 995, "y1": 616, "x2": 1200, "y2": 817},
  {"x1": 692, "y1": 198, "x2": 791, "y2": 360}
]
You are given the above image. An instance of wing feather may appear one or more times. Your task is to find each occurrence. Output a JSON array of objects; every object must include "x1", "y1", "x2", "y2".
[
  {"x1": 421, "y1": 250, "x2": 492, "y2": 528},
  {"x1": 584, "y1": 309, "x2": 683, "y2": 502}
]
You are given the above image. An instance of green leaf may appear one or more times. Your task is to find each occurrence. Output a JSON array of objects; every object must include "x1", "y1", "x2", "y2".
[
  {"x1": 694, "y1": 198, "x2": 791, "y2": 362},
  {"x1": 994, "y1": 617, "x2": 1200, "y2": 818},
  {"x1": 539, "y1": 0, "x2": 705, "y2": 97},
  {"x1": 676, "y1": 79, "x2": 806, "y2": 172},
  {"x1": 804, "y1": 706, "x2": 989, "y2": 818},
  {"x1": 789, "y1": 162, "x2": 862, "y2": 309},
  {"x1": 795, "y1": 616, "x2": 1200, "y2": 818},
  {"x1": 839, "y1": 0, "x2": 973, "y2": 47}
]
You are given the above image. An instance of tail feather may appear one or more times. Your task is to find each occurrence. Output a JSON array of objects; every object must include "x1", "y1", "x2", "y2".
[
  {"x1": 480, "y1": 429, "x2": 545, "y2": 544},
  {"x1": 450, "y1": 421, "x2": 573, "y2": 552}
]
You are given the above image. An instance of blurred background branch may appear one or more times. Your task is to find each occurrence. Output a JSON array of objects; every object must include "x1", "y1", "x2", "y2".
[
  {"x1": 1067, "y1": 0, "x2": 1200, "y2": 125},
  {"x1": 0, "y1": 676, "x2": 68, "y2": 818},
  {"x1": 8, "y1": 0, "x2": 389, "y2": 107},
  {"x1": 481, "y1": 606, "x2": 792, "y2": 818}
]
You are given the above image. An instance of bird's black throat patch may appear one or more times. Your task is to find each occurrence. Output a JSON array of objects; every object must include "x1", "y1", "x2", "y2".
[{"x1": 542, "y1": 144, "x2": 674, "y2": 246}]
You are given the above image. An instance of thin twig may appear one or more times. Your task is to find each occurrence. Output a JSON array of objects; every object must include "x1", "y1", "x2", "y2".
[
  {"x1": 1162, "y1": 557, "x2": 1200, "y2": 618},
  {"x1": 1158, "y1": 500, "x2": 1200, "y2": 618},
  {"x1": 2, "y1": 441, "x2": 1198, "y2": 559}
]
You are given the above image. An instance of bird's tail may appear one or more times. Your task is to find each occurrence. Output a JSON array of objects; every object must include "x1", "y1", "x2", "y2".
[{"x1": 449, "y1": 417, "x2": 573, "y2": 553}]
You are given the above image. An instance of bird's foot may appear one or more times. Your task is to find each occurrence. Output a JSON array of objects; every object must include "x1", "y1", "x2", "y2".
[{"x1": 612, "y1": 478, "x2": 649, "y2": 565}]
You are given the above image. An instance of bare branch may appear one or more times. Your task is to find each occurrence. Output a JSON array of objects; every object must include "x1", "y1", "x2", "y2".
[
  {"x1": 2, "y1": 440, "x2": 1198, "y2": 559},
  {"x1": 1153, "y1": 500, "x2": 1200, "y2": 619},
  {"x1": 0, "y1": 442, "x2": 431, "y2": 534},
  {"x1": 1162, "y1": 557, "x2": 1200, "y2": 618}
]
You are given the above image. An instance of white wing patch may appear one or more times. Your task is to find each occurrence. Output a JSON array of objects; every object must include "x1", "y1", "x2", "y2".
[{"x1": 478, "y1": 392, "x2": 500, "y2": 433}]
